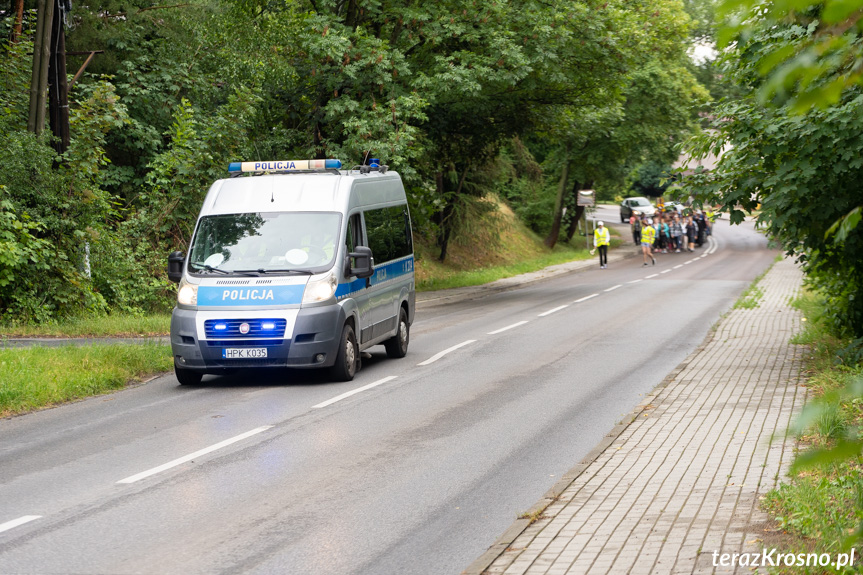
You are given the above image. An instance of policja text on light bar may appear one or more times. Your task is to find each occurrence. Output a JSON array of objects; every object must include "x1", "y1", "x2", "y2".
[{"x1": 228, "y1": 159, "x2": 342, "y2": 173}]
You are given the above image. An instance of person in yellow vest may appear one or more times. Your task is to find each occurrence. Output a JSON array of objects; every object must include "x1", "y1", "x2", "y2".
[
  {"x1": 641, "y1": 218, "x2": 656, "y2": 266},
  {"x1": 592, "y1": 221, "x2": 610, "y2": 269}
]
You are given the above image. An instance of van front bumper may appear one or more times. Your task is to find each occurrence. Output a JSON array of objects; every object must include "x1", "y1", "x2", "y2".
[{"x1": 170, "y1": 305, "x2": 346, "y2": 372}]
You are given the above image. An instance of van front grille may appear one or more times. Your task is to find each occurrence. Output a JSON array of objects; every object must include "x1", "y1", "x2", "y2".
[{"x1": 204, "y1": 319, "x2": 287, "y2": 338}]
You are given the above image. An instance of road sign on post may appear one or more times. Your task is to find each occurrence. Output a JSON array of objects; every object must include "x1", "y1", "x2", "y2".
[{"x1": 577, "y1": 191, "x2": 595, "y2": 249}]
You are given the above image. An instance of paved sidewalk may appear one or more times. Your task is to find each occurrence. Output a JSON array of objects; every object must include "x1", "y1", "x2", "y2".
[{"x1": 466, "y1": 257, "x2": 806, "y2": 575}]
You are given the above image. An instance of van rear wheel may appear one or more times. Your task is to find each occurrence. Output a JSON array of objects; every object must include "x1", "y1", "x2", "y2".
[
  {"x1": 384, "y1": 308, "x2": 409, "y2": 359},
  {"x1": 330, "y1": 324, "x2": 358, "y2": 381}
]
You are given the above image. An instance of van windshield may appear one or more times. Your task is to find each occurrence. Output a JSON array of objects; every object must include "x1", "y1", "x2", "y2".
[{"x1": 188, "y1": 212, "x2": 341, "y2": 275}]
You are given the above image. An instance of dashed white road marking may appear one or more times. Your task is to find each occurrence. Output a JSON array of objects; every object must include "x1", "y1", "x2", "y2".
[
  {"x1": 0, "y1": 516, "x2": 41, "y2": 534},
  {"x1": 673, "y1": 265, "x2": 683, "y2": 269},
  {"x1": 487, "y1": 321, "x2": 529, "y2": 335},
  {"x1": 604, "y1": 285, "x2": 622, "y2": 292},
  {"x1": 313, "y1": 376, "x2": 398, "y2": 409},
  {"x1": 684, "y1": 260, "x2": 693, "y2": 265},
  {"x1": 417, "y1": 340, "x2": 476, "y2": 366},
  {"x1": 538, "y1": 305, "x2": 569, "y2": 317},
  {"x1": 117, "y1": 426, "x2": 273, "y2": 484},
  {"x1": 628, "y1": 279, "x2": 643, "y2": 284},
  {"x1": 574, "y1": 294, "x2": 599, "y2": 303},
  {"x1": 661, "y1": 269, "x2": 672, "y2": 274},
  {"x1": 645, "y1": 274, "x2": 658, "y2": 279}
]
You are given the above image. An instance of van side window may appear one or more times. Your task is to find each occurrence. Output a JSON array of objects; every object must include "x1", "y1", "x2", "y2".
[
  {"x1": 364, "y1": 205, "x2": 412, "y2": 264},
  {"x1": 347, "y1": 213, "x2": 363, "y2": 251}
]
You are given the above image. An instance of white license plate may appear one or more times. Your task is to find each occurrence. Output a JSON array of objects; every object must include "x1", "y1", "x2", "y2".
[{"x1": 222, "y1": 348, "x2": 268, "y2": 359}]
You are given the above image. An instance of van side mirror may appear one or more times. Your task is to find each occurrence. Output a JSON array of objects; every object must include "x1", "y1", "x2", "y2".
[
  {"x1": 346, "y1": 246, "x2": 374, "y2": 279},
  {"x1": 167, "y1": 251, "x2": 186, "y2": 283}
]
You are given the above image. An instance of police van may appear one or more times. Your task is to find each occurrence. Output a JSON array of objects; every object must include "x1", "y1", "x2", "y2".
[{"x1": 167, "y1": 158, "x2": 415, "y2": 385}]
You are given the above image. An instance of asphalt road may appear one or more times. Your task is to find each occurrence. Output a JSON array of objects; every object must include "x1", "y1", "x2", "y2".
[{"x1": 0, "y1": 215, "x2": 777, "y2": 575}]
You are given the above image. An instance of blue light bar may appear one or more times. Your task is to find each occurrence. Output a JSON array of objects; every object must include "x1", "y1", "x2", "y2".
[
  {"x1": 214, "y1": 323, "x2": 227, "y2": 331},
  {"x1": 228, "y1": 159, "x2": 342, "y2": 173},
  {"x1": 262, "y1": 322, "x2": 276, "y2": 330}
]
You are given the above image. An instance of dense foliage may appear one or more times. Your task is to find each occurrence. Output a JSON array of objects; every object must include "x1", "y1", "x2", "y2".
[
  {"x1": 1, "y1": 0, "x2": 705, "y2": 322},
  {"x1": 687, "y1": 12, "x2": 863, "y2": 340}
]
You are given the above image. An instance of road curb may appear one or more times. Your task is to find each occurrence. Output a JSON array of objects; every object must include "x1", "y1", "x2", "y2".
[{"x1": 461, "y1": 330, "x2": 715, "y2": 575}]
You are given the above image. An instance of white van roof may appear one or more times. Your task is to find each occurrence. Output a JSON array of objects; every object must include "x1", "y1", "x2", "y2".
[{"x1": 200, "y1": 171, "x2": 404, "y2": 216}]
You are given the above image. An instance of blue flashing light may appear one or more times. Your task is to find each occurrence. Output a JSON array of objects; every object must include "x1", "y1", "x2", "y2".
[
  {"x1": 215, "y1": 323, "x2": 227, "y2": 331},
  {"x1": 369, "y1": 158, "x2": 380, "y2": 167},
  {"x1": 261, "y1": 322, "x2": 276, "y2": 330}
]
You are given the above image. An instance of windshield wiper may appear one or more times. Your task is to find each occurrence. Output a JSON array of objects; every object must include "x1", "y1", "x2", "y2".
[
  {"x1": 190, "y1": 262, "x2": 230, "y2": 274},
  {"x1": 190, "y1": 263, "x2": 260, "y2": 277},
  {"x1": 235, "y1": 268, "x2": 315, "y2": 275}
]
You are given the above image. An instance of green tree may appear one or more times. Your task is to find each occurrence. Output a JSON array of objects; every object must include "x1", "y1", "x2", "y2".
[
  {"x1": 686, "y1": 25, "x2": 863, "y2": 338},
  {"x1": 540, "y1": 0, "x2": 707, "y2": 247}
]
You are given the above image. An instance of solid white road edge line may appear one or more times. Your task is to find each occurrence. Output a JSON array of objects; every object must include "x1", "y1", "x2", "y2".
[
  {"x1": 312, "y1": 376, "x2": 398, "y2": 409},
  {"x1": 487, "y1": 321, "x2": 529, "y2": 335},
  {"x1": 604, "y1": 285, "x2": 622, "y2": 292},
  {"x1": 417, "y1": 340, "x2": 477, "y2": 366},
  {"x1": 538, "y1": 305, "x2": 569, "y2": 317},
  {"x1": 0, "y1": 515, "x2": 41, "y2": 534},
  {"x1": 574, "y1": 294, "x2": 599, "y2": 303},
  {"x1": 117, "y1": 426, "x2": 273, "y2": 484}
]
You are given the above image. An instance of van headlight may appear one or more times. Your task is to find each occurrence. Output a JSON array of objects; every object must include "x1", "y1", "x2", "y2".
[
  {"x1": 177, "y1": 278, "x2": 198, "y2": 306},
  {"x1": 303, "y1": 272, "x2": 338, "y2": 304}
]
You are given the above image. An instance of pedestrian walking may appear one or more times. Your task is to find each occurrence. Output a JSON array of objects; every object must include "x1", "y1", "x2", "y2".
[
  {"x1": 671, "y1": 215, "x2": 683, "y2": 253},
  {"x1": 686, "y1": 216, "x2": 697, "y2": 251},
  {"x1": 592, "y1": 221, "x2": 610, "y2": 269},
  {"x1": 641, "y1": 218, "x2": 656, "y2": 266},
  {"x1": 630, "y1": 214, "x2": 641, "y2": 247},
  {"x1": 660, "y1": 217, "x2": 671, "y2": 253}
]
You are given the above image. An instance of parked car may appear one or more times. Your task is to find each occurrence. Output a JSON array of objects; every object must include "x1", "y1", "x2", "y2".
[
  {"x1": 619, "y1": 197, "x2": 657, "y2": 222},
  {"x1": 660, "y1": 200, "x2": 684, "y2": 214}
]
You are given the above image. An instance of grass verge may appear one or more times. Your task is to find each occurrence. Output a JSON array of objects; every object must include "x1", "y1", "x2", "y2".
[
  {"x1": 415, "y1": 238, "x2": 621, "y2": 291},
  {"x1": 1, "y1": 314, "x2": 172, "y2": 338},
  {"x1": 759, "y1": 289, "x2": 863, "y2": 573},
  {"x1": 0, "y1": 343, "x2": 173, "y2": 417}
]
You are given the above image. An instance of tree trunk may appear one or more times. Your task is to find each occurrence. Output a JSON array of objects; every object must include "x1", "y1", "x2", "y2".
[
  {"x1": 544, "y1": 143, "x2": 571, "y2": 249},
  {"x1": 437, "y1": 163, "x2": 469, "y2": 262},
  {"x1": 48, "y1": 0, "x2": 69, "y2": 155},
  {"x1": 27, "y1": 0, "x2": 53, "y2": 134},
  {"x1": 11, "y1": 0, "x2": 24, "y2": 43}
]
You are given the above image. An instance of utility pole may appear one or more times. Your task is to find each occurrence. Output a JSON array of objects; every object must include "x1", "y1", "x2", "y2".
[
  {"x1": 48, "y1": 0, "x2": 70, "y2": 155},
  {"x1": 27, "y1": 0, "x2": 54, "y2": 134}
]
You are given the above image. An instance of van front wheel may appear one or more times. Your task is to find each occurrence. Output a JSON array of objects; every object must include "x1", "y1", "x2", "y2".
[
  {"x1": 384, "y1": 308, "x2": 409, "y2": 359},
  {"x1": 330, "y1": 324, "x2": 358, "y2": 381},
  {"x1": 175, "y1": 365, "x2": 203, "y2": 386}
]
